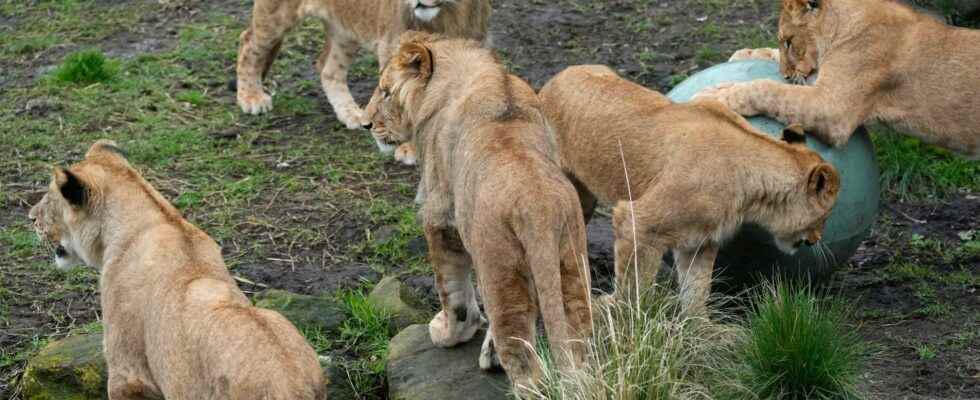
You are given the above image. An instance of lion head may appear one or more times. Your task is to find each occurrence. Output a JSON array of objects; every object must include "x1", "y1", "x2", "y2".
[
  {"x1": 766, "y1": 124, "x2": 841, "y2": 254},
  {"x1": 364, "y1": 32, "x2": 441, "y2": 154},
  {"x1": 406, "y1": 0, "x2": 456, "y2": 22},
  {"x1": 778, "y1": 0, "x2": 825, "y2": 84},
  {"x1": 28, "y1": 140, "x2": 133, "y2": 269}
]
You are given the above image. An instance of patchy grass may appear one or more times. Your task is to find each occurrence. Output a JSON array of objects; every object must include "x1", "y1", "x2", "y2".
[
  {"x1": 872, "y1": 128, "x2": 980, "y2": 200},
  {"x1": 52, "y1": 50, "x2": 118, "y2": 85},
  {"x1": 739, "y1": 282, "x2": 865, "y2": 400}
]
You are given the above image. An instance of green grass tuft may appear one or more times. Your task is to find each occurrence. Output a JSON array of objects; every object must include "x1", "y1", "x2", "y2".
[
  {"x1": 872, "y1": 129, "x2": 980, "y2": 199},
  {"x1": 53, "y1": 49, "x2": 117, "y2": 84},
  {"x1": 740, "y1": 282, "x2": 865, "y2": 400},
  {"x1": 336, "y1": 289, "x2": 397, "y2": 399}
]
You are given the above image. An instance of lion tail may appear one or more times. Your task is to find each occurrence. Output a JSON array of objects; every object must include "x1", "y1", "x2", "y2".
[{"x1": 521, "y1": 201, "x2": 591, "y2": 369}]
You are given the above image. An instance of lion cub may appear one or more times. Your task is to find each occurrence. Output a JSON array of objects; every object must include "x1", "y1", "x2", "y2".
[
  {"x1": 364, "y1": 32, "x2": 593, "y2": 390},
  {"x1": 699, "y1": 0, "x2": 980, "y2": 159},
  {"x1": 236, "y1": 0, "x2": 490, "y2": 130},
  {"x1": 539, "y1": 66, "x2": 841, "y2": 313},
  {"x1": 29, "y1": 141, "x2": 325, "y2": 400}
]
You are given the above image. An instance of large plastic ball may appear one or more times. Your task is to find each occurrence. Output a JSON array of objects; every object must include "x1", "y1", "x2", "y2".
[{"x1": 667, "y1": 60, "x2": 881, "y2": 285}]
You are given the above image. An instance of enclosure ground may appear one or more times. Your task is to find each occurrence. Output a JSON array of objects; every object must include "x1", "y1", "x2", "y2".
[{"x1": 1, "y1": 0, "x2": 977, "y2": 399}]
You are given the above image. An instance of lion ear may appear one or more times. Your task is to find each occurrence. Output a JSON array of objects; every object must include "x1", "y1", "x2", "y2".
[
  {"x1": 807, "y1": 163, "x2": 839, "y2": 205},
  {"x1": 782, "y1": 123, "x2": 807, "y2": 145},
  {"x1": 54, "y1": 167, "x2": 88, "y2": 208},
  {"x1": 398, "y1": 42, "x2": 434, "y2": 81},
  {"x1": 86, "y1": 139, "x2": 129, "y2": 162}
]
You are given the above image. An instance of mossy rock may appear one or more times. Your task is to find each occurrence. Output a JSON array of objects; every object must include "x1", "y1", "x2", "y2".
[
  {"x1": 387, "y1": 325, "x2": 509, "y2": 400},
  {"x1": 22, "y1": 333, "x2": 107, "y2": 400},
  {"x1": 368, "y1": 276, "x2": 430, "y2": 330},
  {"x1": 254, "y1": 289, "x2": 347, "y2": 333}
]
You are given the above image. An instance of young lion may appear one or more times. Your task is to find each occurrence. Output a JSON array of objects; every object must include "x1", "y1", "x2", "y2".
[
  {"x1": 364, "y1": 32, "x2": 593, "y2": 390},
  {"x1": 539, "y1": 65, "x2": 841, "y2": 313},
  {"x1": 697, "y1": 0, "x2": 980, "y2": 159},
  {"x1": 29, "y1": 141, "x2": 325, "y2": 400},
  {"x1": 235, "y1": 0, "x2": 491, "y2": 130}
]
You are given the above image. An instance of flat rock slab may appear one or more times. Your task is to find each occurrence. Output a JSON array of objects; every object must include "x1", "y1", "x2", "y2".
[
  {"x1": 388, "y1": 324, "x2": 510, "y2": 400},
  {"x1": 253, "y1": 288, "x2": 347, "y2": 333},
  {"x1": 22, "y1": 333, "x2": 107, "y2": 400}
]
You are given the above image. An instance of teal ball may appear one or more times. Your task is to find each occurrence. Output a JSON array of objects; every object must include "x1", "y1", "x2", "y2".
[{"x1": 667, "y1": 60, "x2": 881, "y2": 285}]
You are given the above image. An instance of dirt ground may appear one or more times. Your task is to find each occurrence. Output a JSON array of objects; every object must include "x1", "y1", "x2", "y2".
[{"x1": 1, "y1": 0, "x2": 977, "y2": 399}]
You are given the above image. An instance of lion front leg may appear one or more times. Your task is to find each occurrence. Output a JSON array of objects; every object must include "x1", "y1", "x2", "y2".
[
  {"x1": 320, "y1": 37, "x2": 368, "y2": 130},
  {"x1": 425, "y1": 225, "x2": 485, "y2": 348},
  {"x1": 674, "y1": 243, "x2": 719, "y2": 316},
  {"x1": 694, "y1": 80, "x2": 864, "y2": 148}
]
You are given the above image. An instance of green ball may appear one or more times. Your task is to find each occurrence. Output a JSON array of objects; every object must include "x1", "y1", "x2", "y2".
[{"x1": 667, "y1": 60, "x2": 881, "y2": 285}]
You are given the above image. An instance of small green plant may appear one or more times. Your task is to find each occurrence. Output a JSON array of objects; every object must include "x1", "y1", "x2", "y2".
[
  {"x1": 337, "y1": 289, "x2": 396, "y2": 398},
  {"x1": 53, "y1": 49, "x2": 117, "y2": 84},
  {"x1": 695, "y1": 45, "x2": 724, "y2": 65},
  {"x1": 916, "y1": 344, "x2": 937, "y2": 360},
  {"x1": 740, "y1": 281, "x2": 865, "y2": 400}
]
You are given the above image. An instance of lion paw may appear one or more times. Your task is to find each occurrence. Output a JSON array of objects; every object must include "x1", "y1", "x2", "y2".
[
  {"x1": 729, "y1": 48, "x2": 779, "y2": 62},
  {"x1": 479, "y1": 331, "x2": 502, "y2": 371},
  {"x1": 238, "y1": 90, "x2": 273, "y2": 115},
  {"x1": 428, "y1": 309, "x2": 484, "y2": 348},
  {"x1": 394, "y1": 143, "x2": 417, "y2": 166},
  {"x1": 334, "y1": 103, "x2": 369, "y2": 130}
]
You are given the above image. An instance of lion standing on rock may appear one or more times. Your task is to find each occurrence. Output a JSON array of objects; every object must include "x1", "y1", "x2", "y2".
[
  {"x1": 236, "y1": 0, "x2": 491, "y2": 130},
  {"x1": 698, "y1": 0, "x2": 980, "y2": 159},
  {"x1": 29, "y1": 141, "x2": 326, "y2": 400},
  {"x1": 364, "y1": 32, "x2": 593, "y2": 391},
  {"x1": 540, "y1": 65, "x2": 841, "y2": 313}
]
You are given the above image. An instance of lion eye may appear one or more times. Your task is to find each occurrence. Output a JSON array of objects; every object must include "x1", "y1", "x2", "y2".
[{"x1": 382, "y1": 89, "x2": 391, "y2": 99}]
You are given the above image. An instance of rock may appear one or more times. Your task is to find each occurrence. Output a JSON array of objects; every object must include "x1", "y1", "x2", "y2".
[
  {"x1": 387, "y1": 325, "x2": 510, "y2": 400},
  {"x1": 368, "y1": 277, "x2": 429, "y2": 330},
  {"x1": 22, "y1": 333, "x2": 107, "y2": 400},
  {"x1": 319, "y1": 355, "x2": 359, "y2": 400},
  {"x1": 253, "y1": 289, "x2": 347, "y2": 333}
]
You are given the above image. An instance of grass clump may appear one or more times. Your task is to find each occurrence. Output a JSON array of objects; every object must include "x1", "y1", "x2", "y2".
[
  {"x1": 523, "y1": 287, "x2": 751, "y2": 400},
  {"x1": 524, "y1": 281, "x2": 867, "y2": 400},
  {"x1": 739, "y1": 282, "x2": 865, "y2": 400},
  {"x1": 53, "y1": 49, "x2": 117, "y2": 84}
]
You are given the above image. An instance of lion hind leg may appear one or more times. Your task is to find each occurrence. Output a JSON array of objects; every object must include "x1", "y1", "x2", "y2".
[
  {"x1": 426, "y1": 226, "x2": 484, "y2": 348},
  {"x1": 320, "y1": 37, "x2": 367, "y2": 129},
  {"x1": 480, "y1": 266, "x2": 541, "y2": 393}
]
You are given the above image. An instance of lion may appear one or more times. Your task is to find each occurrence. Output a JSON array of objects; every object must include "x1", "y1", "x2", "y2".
[
  {"x1": 539, "y1": 65, "x2": 841, "y2": 313},
  {"x1": 29, "y1": 141, "x2": 326, "y2": 400},
  {"x1": 235, "y1": 0, "x2": 491, "y2": 131},
  {"x1": 697, "y1": 0, "x2": 980, "y2": 159},
  {"x1": 364, "y1": 32, "x2": 593, "y2": 390}
]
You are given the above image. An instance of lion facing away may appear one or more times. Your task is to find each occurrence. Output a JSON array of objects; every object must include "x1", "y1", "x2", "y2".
[
  {"x1": 364, "y1": 32, "x2": 593, "y2": 390},
  {"x1": 697, "y1": 0, "x2": 980, "y2": 159},
  {"x1": 540, "y1": 65, "x2": 840, "y2": 313},
  {"x1": 236, "y1": 0, "x2": 491, "y2": 130},
  {"x1": 29, "y1": 141, "x2": 325, "y2": 400}
]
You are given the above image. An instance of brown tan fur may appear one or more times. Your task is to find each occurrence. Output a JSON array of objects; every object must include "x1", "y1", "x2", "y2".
[
  {"x1": 235, "y1": 0, "x2": 490, "y2": 131},
  {"x1": 540, "y1": 65, "x2": 841, "y2": 312},
  {"x1": 28, "y1": 141, "x2": 325, "y2": 400},
  {"x1": 364, "y1": 32, "x2": 593, "y2": 391},
  {"x1": 698, "y1": 0, "x2": 980, "y2": 159}
]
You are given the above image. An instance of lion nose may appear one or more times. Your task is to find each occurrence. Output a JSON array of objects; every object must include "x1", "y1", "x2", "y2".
[{"x1": 362, "y1": 122, "x2": 373, "y2": 130}]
